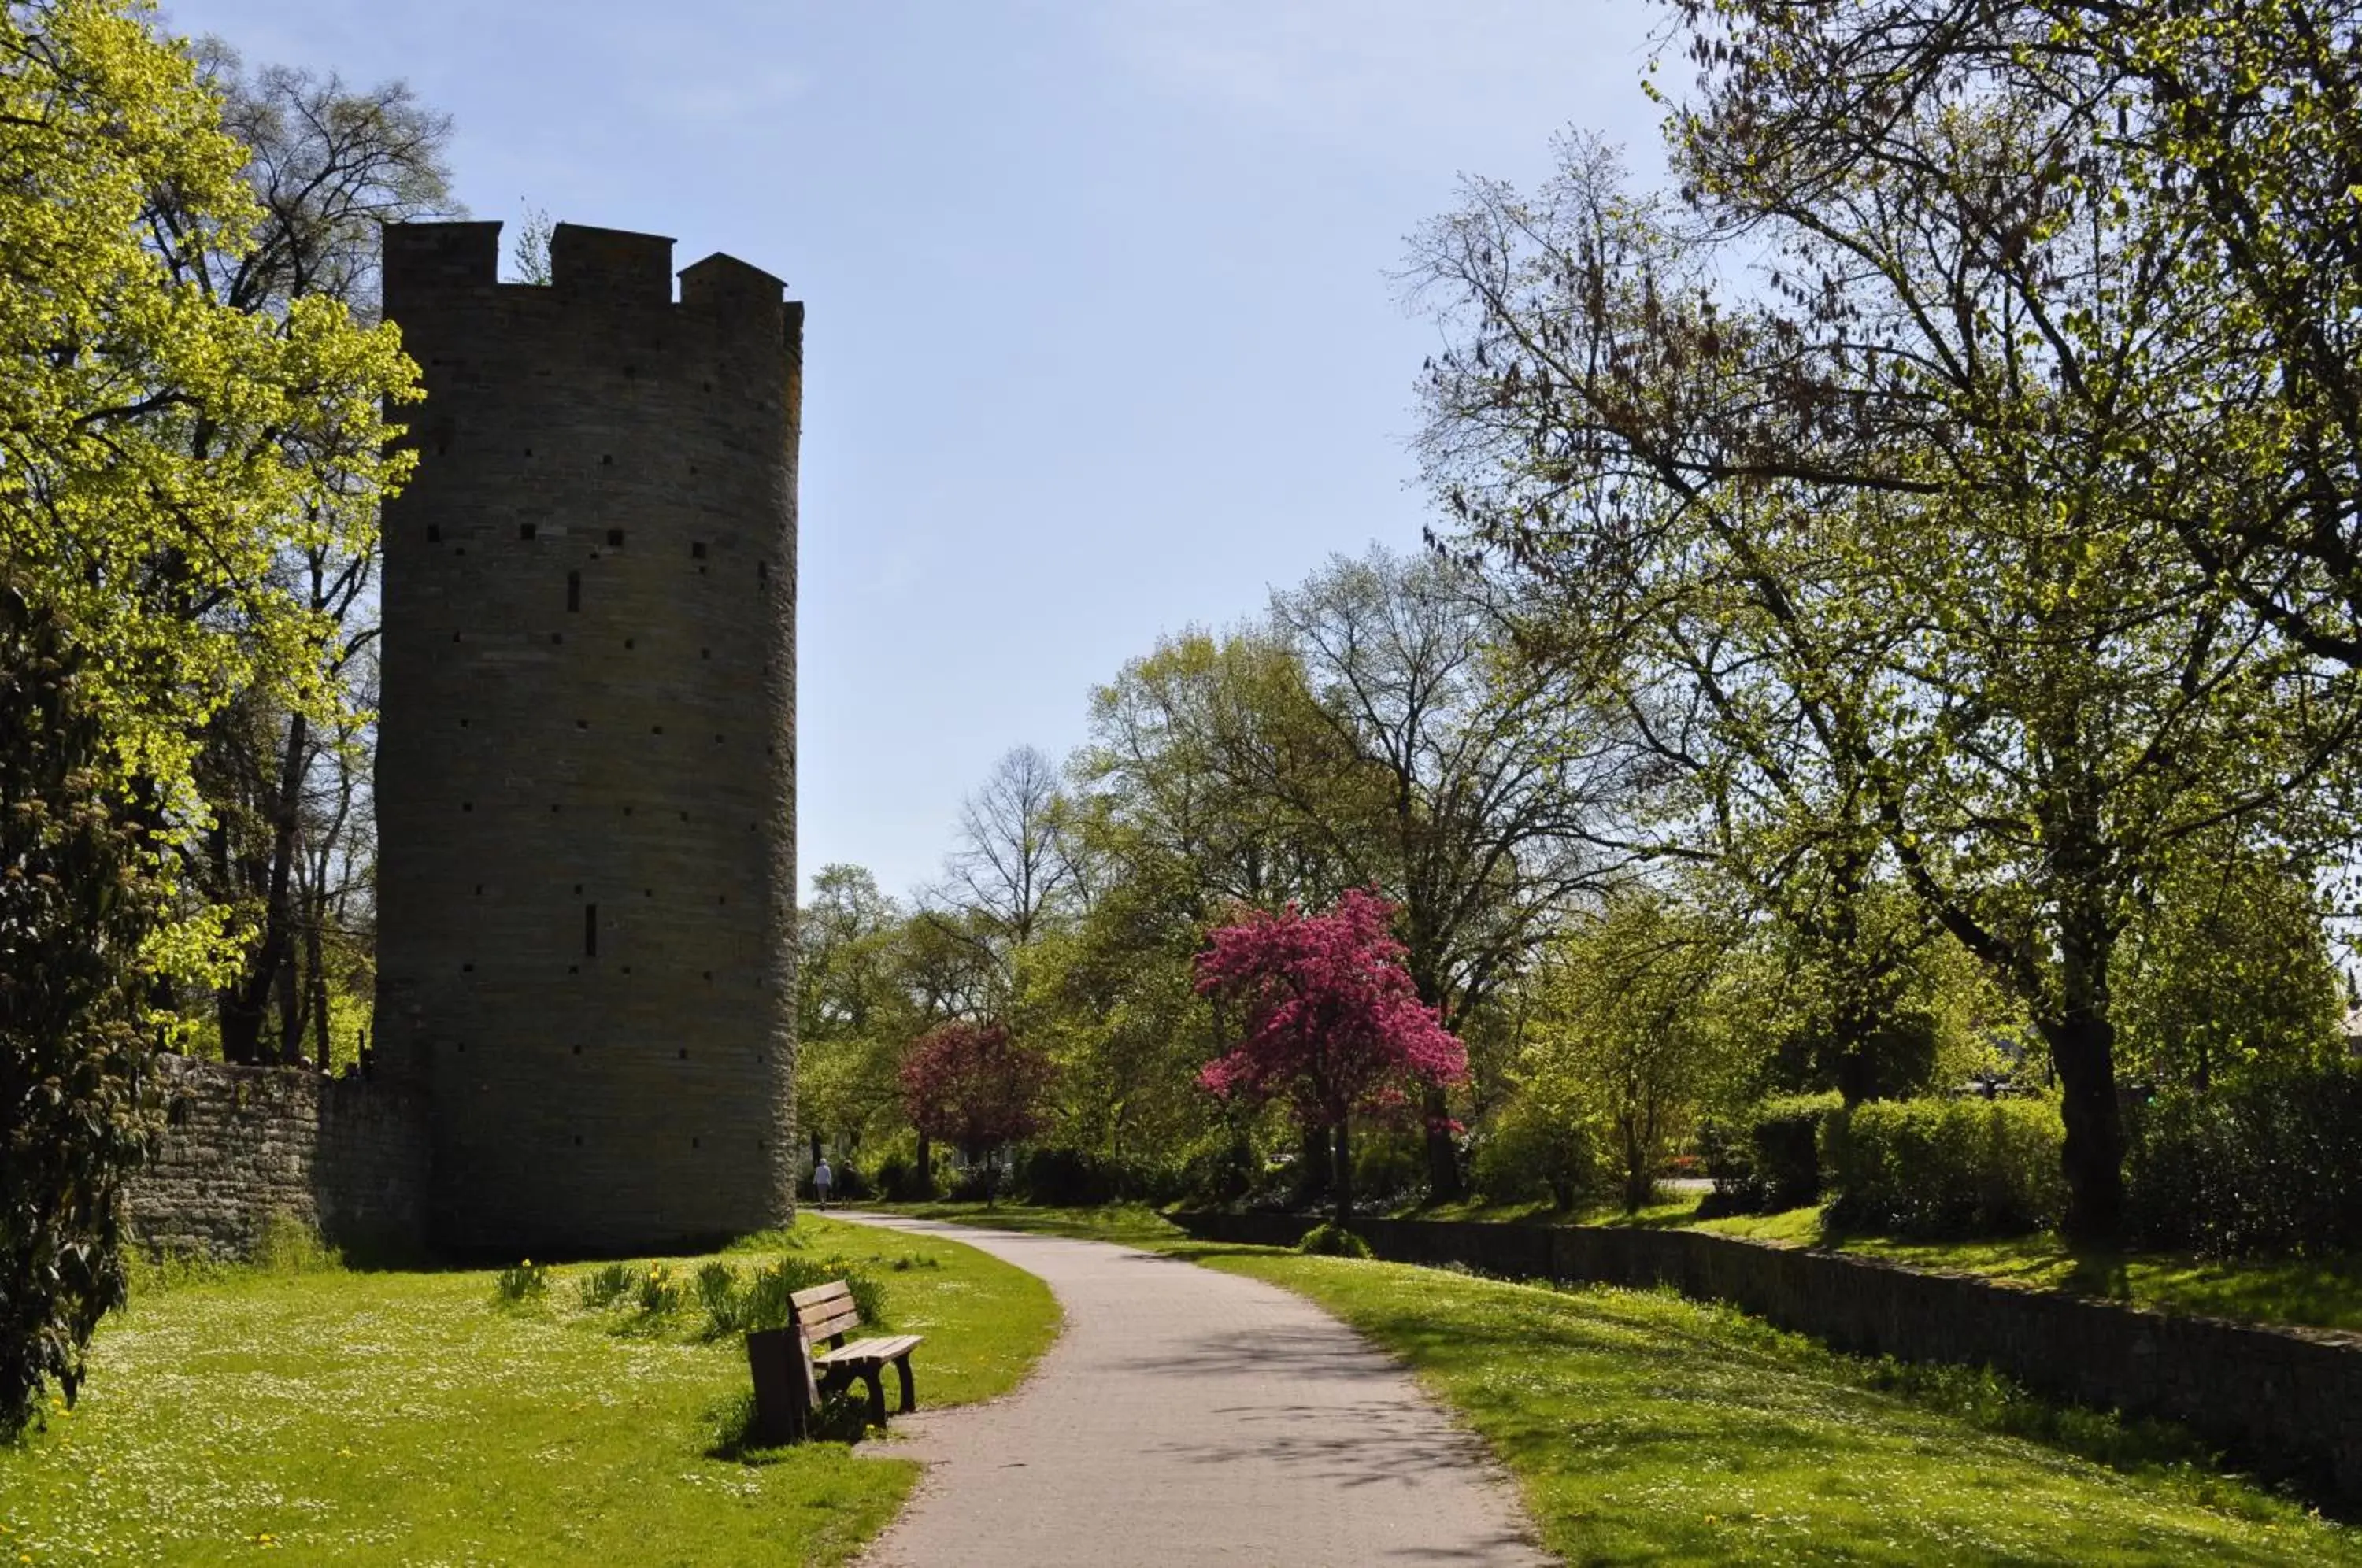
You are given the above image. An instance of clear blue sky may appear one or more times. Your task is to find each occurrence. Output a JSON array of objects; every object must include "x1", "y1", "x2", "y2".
[{"x1": 162, "y1": 1, "x2": 1667, "y2": 901}]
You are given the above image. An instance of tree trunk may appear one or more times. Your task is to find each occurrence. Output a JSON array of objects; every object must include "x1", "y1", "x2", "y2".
[
  {"x1": 914, "y1": 1134, "x2": 936, "y2": 1199},
  {"x1": 275, "y1": 935, "x2": 303, "y2": 1063},
  {"x1": 2038, "y1": 1005, "x2": 2127, "y2": 1243},
  {"x1": 1330, "y1": 1119, "x2": 1354, "y2": 1226},
  {"x1": 1621, "y1": 1116, "x2": 1653, "y2": 1212},
  {"x1": 219, "y1": 710, "x2": 309, "y2": 1067},
  {"x1": 1294, "y1": 1122, "x2": 1331, "y2": 1208},
  {"x1": 1421, "y1": 1085, "x2": 1464, "y2": 1204},
  {"x1": 305, "y1": 910, "x2": 332, "y2": 1070}
]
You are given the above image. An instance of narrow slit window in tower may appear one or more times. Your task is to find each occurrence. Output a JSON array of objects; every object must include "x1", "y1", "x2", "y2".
[
  {"x1": 583, "y1": 904, "x2": 598, "y2": 958},
  {"x1": 566, "y1": 571, "x2": 580, "y2": 612}
]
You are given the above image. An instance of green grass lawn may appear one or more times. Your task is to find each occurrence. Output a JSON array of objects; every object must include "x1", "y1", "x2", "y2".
[
  {"x1": 881, "y1": 1204, "x2": 2362, "y2": 1564},
  {"x1": 0, "y1": 1215, "x2": 1057, "y2": 1566}
]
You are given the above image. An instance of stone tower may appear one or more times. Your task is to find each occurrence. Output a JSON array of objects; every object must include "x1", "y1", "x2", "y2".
[{"x1": 375, "y1": 220, "x2": 798, "y2": 1256}]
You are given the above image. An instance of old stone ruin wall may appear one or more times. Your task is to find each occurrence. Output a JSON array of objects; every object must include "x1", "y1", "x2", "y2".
[{"x1": 127, "y1": 1054, "x2": 427, "y2": 1261}]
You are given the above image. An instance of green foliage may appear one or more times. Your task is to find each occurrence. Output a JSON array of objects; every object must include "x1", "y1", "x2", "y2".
[
  {"x1": 0, "y1": 589, "x2": 168, "y2": 1440},
  {"x1": 1468, "y1": 1096, "x2": 1597, "y2": 1210},
  {"x1": 1294, "y1": 1222, "x2": 1372, "y2": 1259},
  {"x1": 249, "y1": 1212, "x2": 340, "y2": 1275},
  {"x1": 1415, "y1": 2, "x2": 2362, "y2": 1245},
  {"x1": 1016, "y1": 1144, "x2": 1126, "y2": 1207},
  {"x1": 1349, "y1": 1132, "x2": 1427, "y2": 1207},
  {"x1": 1, "y1": 0, "x2": 421, "y2": 819},
  {"x1": 1519, "y1": 889, "x2": 1739, "y2": 1211},
  {"x1": 1823, "y1": 1099, "x2": 2068, "y2": 1239},
  {"x1": 0, "y1": 0, "x2": 422, "y2": 1431},
  {"x1": 576, "y1": 1262, "x2": 636, "y2": 1311},
  {"x1": 689, "y1": 1256, "x2": 888, "y2": 1339},
  {"x1": 1705, "y1": 1094, "x2": 1842, "y2": 1215},
  {"x1": 494, "y1": 1260, "x2": 550, "y2": 1305},
  {"x1": 2126, "y1": 1067, "x2": 2362, "y2": 1259},
  {"x1": 2113, "y1": 842, "x2": 2346, "y2": 1094}
]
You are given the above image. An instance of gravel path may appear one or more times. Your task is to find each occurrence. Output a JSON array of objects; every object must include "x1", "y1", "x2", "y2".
[{"x1": 839, "y1": 1211, "x2": 1550, "y2": 1568}]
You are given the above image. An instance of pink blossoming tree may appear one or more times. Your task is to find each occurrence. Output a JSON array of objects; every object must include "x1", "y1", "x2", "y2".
[
  {"x1": 899, "y1": 1021, "x2": 1053, "y2": 1206},
  {"x1": 1194, "y1": 889, "x2": 1468, "y2": 1223}
]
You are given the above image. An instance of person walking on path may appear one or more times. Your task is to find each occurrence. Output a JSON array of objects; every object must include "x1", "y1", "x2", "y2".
[{"x1": 813, "y1": 1156, "x2": 833, "y2": 1210}]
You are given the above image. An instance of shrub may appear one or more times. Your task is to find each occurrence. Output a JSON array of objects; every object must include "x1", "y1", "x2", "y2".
[
  {"x1": 577, "y1": 1261, "x2": 636, "y2": 1311},
  {"x1": 1469, "y1": 1098, "x2": 1595, "y2": 1209},
  {"x1": 635, "y1": 1262, "x2": 687, "y2": 1317},
  {"x1": 494, "y1": 1259, "x2": 550, "y2": 1304},
  {"x1": 872, "y1": 1153, "x2": 916, "y2": 1201},
  {"x1": 946, "y1": 1164, "x2": 998, "y2": 1203},
  {"x1": 1175, "y1": 1130, "x2": 1257, "y2": 1207},
  {"x1": 1823, "y1": 1097, "x2": 2067, "y2": 1237},
  {"x1": 694, "y1": 1260, "x2": 739, "y2": 1322},
  {"x1": 252, "y1": 1212, "x2": 342, "y2": 1275},
  {"x1": 1350, "y1": 1133, "x2": 1426, "y2": 1207},
  {"x1": 1295, "y1": 1222, "x2": 1372, "y2": 1259},
  {"x1": 2126, "y1": 1067, "x2": 2362, "y2": 1257},
  {"x1": 1704, "y1": 1093, "x2": 1842, "y2": 1214},
  {"x1": 1019, "y1": 1145, "x2": 1121, "y2": 1207},
  {"x1": 697, "y1": 1255, "x2": 888, "y2": 1338}
]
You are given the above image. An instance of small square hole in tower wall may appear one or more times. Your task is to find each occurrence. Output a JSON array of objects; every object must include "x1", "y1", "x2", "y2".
[
  {"x1": 520, "y1": 523, "x2": 537, "y2": 541},
  {"x1": 691, "y1": 541, "x2": 707, "y2": 559},
  {"x1": 607, "y1": 528, "x2": 625, "y2": 546}
]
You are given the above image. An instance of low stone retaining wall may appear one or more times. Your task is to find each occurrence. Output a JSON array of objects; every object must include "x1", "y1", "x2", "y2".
[
  {"x1": 1171, "y1": 1209, "x2": 2362, "y2": 1507},
  {"x1": 127, "y1": 1055, "x2": 427, "y2": 1260}
]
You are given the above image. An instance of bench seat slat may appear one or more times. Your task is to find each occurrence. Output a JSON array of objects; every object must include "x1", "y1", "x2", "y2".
[{"x1": 815, "y1": 1334, "x2": 923, "y2": 1367}]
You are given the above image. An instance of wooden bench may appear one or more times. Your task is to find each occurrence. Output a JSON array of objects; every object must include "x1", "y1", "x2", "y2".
[{"x1": 745, "y1": 1279, "x2": 922, "y2": 1440}]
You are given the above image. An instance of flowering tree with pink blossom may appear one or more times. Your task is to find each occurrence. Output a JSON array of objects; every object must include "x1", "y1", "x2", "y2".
[
  {"x1": 1194, "y1": 889, "x2": 1468, "y2": 1223},
  {"x1": 899, "y1": 1021, "x2": 1053, "y2": 1206}
]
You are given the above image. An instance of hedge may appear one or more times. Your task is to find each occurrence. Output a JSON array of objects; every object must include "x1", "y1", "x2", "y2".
[{"x1": 1822, "y1": 1096, "x2": 2066, "y2": 1238}]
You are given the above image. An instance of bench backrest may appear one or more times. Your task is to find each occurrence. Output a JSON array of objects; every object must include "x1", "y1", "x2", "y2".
[{"x1": 790, "y1": 1280, "x2": 864, "y2": 1348}]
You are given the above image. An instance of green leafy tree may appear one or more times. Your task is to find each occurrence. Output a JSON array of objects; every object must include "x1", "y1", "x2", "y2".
[
  {"x1": 2113, "y1": 834, "x2": 2345, "y2": 1094},
  {"x1": 1519, "y1": 888, "x2": 1734, "y2": 1211},
  {"x1": 154, "y1": 43, "x2": 454, "y2": 1067},
  {"x1": 1660, "y1": 0, "x2": 2362, "y2": 672},
  {"x1": 794, "y1": 865, "x2": 910, "y2": 1163},
  {"x1": 0, "y1": 0, "x2": 420, "y2": 1433},
  {"x1": 1415, "y1": 99, "x2": 2353, "y2": 1239}
]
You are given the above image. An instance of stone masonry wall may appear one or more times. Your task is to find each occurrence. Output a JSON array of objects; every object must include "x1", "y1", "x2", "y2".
[
  {"x1": 375, "y1": 221, "x2": 800, "y2": 1256},
  {"x1": 127, "y1": 1055, "x2": 427, "y2": 1260},
  {"x1": 1172, "y1": 1209, "x2": 2362, "y2": 1509}
]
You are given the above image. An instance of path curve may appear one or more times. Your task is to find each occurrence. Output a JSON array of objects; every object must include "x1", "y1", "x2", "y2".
[{"x1": 839, "y1": 1211, "x2": 1549, "y2": 1568}]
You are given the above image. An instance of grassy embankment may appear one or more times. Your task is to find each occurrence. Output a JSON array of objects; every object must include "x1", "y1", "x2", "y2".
[
  {"x1": 886, "y1": 1202, "x2": 2362, "y2": 1564},
  {"x1": 0, "y1": 1215, "x2": 1057, "y2": 1566},
  {"x1": 1395, "y1": 1192, "x2": 2362, "y2": 1337}
]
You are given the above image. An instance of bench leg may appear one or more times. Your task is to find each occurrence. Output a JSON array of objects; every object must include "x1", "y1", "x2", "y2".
[
  {"x1": 894, "y1": 1355, "x2": 916, "y2": 1415},
  {"x1": 861, "y1": 1366, "x2": 887, "y2": 1429}
]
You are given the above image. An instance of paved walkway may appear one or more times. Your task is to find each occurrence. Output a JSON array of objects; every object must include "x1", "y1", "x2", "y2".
[{"x1": 839, "y1": 1211, "x2": 1549, "y2": 1568}]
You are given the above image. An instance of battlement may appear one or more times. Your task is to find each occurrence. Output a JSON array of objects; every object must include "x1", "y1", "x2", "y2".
[
  {"x1": 382, "y1": 220, "x2": 502, "y2": 302},
  {"x1": 382, "y1": 220, "x2": 790, "y2": 323},
  {"x1": 551, "y1": 223, "x2": 673, "y2": 302}
]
